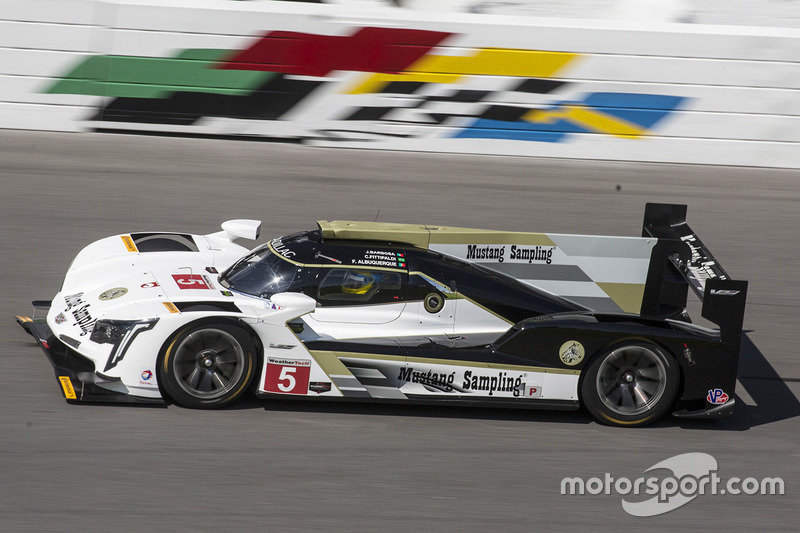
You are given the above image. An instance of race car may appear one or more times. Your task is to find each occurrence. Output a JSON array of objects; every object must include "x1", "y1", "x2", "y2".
[{"x1": 17, "y1": 203, "x2": 747, "y2": 426}]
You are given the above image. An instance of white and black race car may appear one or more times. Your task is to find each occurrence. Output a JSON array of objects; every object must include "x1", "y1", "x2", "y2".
[{"x1": 18, "y1": 203, "x2": 747, "y2": 426}]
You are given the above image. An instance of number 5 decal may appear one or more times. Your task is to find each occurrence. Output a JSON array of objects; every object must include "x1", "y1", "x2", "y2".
[
  {"x1": 277, "y1": 366, "x2": 296, "y2": 392},
  {"x1": 172, "y1": 274, "x2": 210, "y2": 290},
  {"x1": 264, "y1": 358, "x2": 311, "y2": 394}
]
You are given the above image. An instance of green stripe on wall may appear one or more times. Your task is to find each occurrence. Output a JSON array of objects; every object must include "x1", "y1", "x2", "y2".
[{"x1": 45, "y1": 51, "x2": 273, "y2": 98}]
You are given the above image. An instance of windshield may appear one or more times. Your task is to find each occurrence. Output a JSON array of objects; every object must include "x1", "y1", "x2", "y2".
[{"x1": 219, "y1": 244, "x2": 298, "y2": 298}]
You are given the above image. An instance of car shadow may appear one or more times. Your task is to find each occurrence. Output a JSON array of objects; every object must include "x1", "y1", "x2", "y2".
[
  {"x1": 675, "y1": 332, "x2": 800, "y2": 431},
  {"x1": 257, "y1": 395, "x2": 594, "y2": 425}
]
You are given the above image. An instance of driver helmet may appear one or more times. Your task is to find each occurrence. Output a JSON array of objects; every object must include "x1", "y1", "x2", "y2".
[{"x1": 342, "y1": 270, "x2": 376, "y2": 295}]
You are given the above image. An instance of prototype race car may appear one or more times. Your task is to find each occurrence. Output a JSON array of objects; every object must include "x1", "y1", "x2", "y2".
[{"x1": 17, "y1": 203, "x2": 747, "y2": 426}]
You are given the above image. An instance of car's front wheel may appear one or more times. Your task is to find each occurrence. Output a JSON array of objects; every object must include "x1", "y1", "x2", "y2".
[
  {"x1": 158, "y1": 322, "x2": 256, "y2": 409},
  {"x1": 581, "y1": 342, "x2": 678, "y2": 427}
]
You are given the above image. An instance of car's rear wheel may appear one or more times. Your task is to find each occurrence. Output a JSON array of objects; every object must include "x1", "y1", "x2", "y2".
[
  {"x1": 159, "y1": 322, "x2": 256, "y2": 409},
  {"x1": 581, "y1": 342, "x2": 678, "y2": 427}
]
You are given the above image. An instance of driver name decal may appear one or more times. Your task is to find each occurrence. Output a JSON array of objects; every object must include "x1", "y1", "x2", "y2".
[{"x1": 351, "y1": 250, "x2": 406, "y2": 268}]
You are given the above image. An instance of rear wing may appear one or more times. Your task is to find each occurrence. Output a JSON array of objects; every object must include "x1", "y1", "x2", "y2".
[{"x1": 640, "y1": 203, "x2": 748, "y2": 345}]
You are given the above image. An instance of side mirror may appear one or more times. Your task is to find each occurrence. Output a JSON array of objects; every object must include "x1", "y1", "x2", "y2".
[
  {"x1": 209, "y1": 219, "x2": 262, "y2": 242},
  {"x1": 270, "y1": 292, "x2": 317, "y2": 317}
]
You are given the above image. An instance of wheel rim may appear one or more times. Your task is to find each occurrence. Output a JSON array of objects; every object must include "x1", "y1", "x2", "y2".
[
  {"x1": 595, "y1": 345, "x2": 667, "y2": 417},
  {"x1": 171, "y1": 328, "x2": 246, "y2": 400}
]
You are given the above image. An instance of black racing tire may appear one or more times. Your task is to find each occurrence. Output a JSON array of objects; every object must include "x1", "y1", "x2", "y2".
[
  {"x1": 580, "y1": 341, "x2": 679, "y2": 427},
  {"x1": 158, "y1": 322, "x2": 256, "y2": 409}
]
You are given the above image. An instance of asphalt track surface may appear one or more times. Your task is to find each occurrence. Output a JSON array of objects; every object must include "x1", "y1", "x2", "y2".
[{"x1": 2, "y1": 130, "x2": 798, "y2": 531}]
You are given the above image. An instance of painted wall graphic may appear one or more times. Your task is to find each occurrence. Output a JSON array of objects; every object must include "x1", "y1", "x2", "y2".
[
  {"x1": 43, "y1": 27, "x2": 686, "y2": 143},
  {"x1": 2, "y1": 0, "x2": 798, "y2": 167}
]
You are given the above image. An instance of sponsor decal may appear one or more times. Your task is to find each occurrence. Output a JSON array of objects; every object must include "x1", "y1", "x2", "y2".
[
  {"x1": 220, "y1": 290, "x2": 233, "y2": 297},
  {"x1": 525, "y1": 385, "x2": 542, "y2": 398},
  {"x1": 58, "y1": 376, "x2": 77, "y2": 400},
  {"x1": 64, "y1": 292, "x2": 95, "y2": 336},
  {"x1": 559, "y1": 341, "x2": 585, "y2": 366},
  {"x1": 205, "y1": 266, "x2": 218, "y2": 273},
  {"x1": 264, "y1": 357, "x2": 312, "y2": 394},
  {"x1": 466, "y1": 244, "x2": 556, "y2": 264},
  {"x1": 397, "y1": 367, "x2": 527, "y2": 397},
  {"x1": 350, "y1": 249, "x2": 406, "y2": 269},
  {"x1": 54, "y1": 312, "x2": 67, "y2": 324},
  {"x1": 121, "y1": 235, "x2": 137, "y2": 253},
  {"x1": 139, "y1": 369, "x2": 155, "y2": 386},
  {"x1": 509, "y1": 245, "x2": 554, "y2": 264},
  {"x1": 269, "y1": 343, "x2": 296, "y2": 350},
  {"x1": 467, "y1": 244, "x2": 505, "y2": 262},
  {"x1": 99, "y1": 287, "x2": 128, "y2": 301},
  {"x1": 463, "y1": 370, "x2": 523, "y2": 396},
  {"x1": 710, "y1": 289, "x2": 740, "y2": 296},
  {"x1": 398, "y1": 367, "x2": 456, "y2": 391},
  {"x1": 271, "y1": 238, "x2": 296, "y2": 259},
  {"x1": 315, "y1": 251, "x2": 342, "y2": 264},
  {"x1": 707, "y1": 389, "x2": 729, "y2": 405},
  {"x1": 172, "y1": 274, "x2": 210, "y2": 290},
  {"x1": 309, "y1": 382, "x2": 332, "y2": 394},
  {"x1": 680, "y1": 234, "x2": 723, "y2": 288},
  {"x1": 141, "y1": 282, "x2": 160, "y2": 289}
]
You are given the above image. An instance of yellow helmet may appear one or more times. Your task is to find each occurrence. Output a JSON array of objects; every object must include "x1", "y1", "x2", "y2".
[{"x1": 341, "y1": 271, "x2": 376, "y2": 295}]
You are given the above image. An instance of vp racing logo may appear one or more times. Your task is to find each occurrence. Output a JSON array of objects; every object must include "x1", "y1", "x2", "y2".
[{"x1": 561, "y1": 452, "x2": 784, "y2": 516}]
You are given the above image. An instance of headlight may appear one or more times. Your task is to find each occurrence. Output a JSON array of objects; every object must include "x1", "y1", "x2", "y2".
[
  {"x1": 90, "y1": 318, "x2": 160, "y2": 372},
  {"x1": 90, "y1": 318, "x2": 158, "y2": 345}
]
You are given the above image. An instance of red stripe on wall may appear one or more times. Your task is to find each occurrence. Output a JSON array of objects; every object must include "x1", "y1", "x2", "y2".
[{"x1": 217, "y1": 27, "x2": 452, "y2": 77}]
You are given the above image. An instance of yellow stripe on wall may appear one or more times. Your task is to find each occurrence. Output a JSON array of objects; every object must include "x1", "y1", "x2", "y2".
[
  {"x1": 409, "y1": 49, "x2": 577, "y2": 77},
  {"x1": 347, "y1": 49, "x2": 578, "y2": 94},
  {"x1": 524, "y1": 105, "x2": 647, "y2": 138}
]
